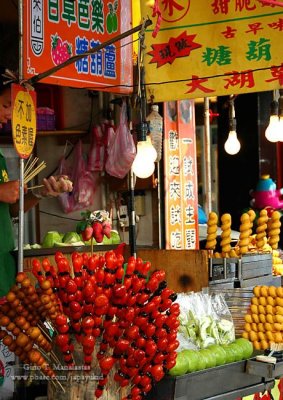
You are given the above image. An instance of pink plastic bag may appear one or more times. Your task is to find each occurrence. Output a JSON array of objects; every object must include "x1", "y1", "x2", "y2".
[
  {"x1": 57, "y1": 140, "x2": 97, "y2": 213},
  {"x1": 71, "y1": 140, "x2": 97, "y2": 211},
  {"x1": 87, "y1": 125, "x2": 107, "y2": 172},
  {"x1": 105, "y1": 100, "x2": 136, "y2": 179}
]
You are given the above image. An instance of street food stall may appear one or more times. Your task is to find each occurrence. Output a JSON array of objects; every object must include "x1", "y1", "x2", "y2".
[{"x1": 1, "y1": 1, "x2": 283, "y2": 400}]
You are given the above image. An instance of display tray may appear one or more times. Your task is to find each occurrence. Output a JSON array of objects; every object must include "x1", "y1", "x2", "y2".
[
  {"x1": 246, "y1": 359, "x2": 283, "y2": 379},
  {"x1": 145, "y1": 360, "x2": 274, "y2": 400}
]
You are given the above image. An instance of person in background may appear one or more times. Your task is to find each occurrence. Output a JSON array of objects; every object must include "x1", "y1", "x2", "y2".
[{"x1": 0, "y1": 67, "x2": 73, "y2": 297}]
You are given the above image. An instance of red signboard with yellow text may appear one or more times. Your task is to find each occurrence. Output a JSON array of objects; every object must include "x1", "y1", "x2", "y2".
[
  {"x1": 22, "y1": 0, "x2": 133, "y2": 93},
  {"x1": 164, "y1": 100, "x2": 199, "y2": 249},
  {"x1": 140, "y1": 0, "x2": 283, "y2": 102}
]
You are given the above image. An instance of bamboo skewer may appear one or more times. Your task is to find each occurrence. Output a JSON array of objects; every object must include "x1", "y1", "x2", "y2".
[
  {"x1": 24, "y1": 161, "x2": 46, "y2": 184},
  {"x1": 27, "y1": 184, "x2": 44, "y2": 190},
  {"x1": 24, "y1": 156, "x2": 39, "y2": 177}
]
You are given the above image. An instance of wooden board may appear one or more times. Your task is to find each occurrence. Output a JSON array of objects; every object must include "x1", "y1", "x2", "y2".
[{"x1": 135, "y1": 249, "x2": 208, "y2": 293}]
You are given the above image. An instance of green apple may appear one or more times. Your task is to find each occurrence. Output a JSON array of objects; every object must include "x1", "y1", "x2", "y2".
[
  {"x1": 207, "y1": 344, "x2": 227, "y2": 366},
  {"x1": 199, "y1": 348, "x2": 216, "y2": 369}
]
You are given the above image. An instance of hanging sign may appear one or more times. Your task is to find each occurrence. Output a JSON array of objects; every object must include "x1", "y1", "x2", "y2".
[
  {"x1": 22, "y1": 0, "x2": 133, "y2": 93},
  {"x1": 11, "y1": 84, "x2": 37, "y2": 159},
  {"x1": 164, "y1": 99, "x2": 199, "y2": 250},
  {"x1": 140, "y1": 1, "x2": 283, "y2": 102}
]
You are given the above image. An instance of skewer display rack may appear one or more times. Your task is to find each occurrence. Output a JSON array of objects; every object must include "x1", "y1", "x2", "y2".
[{"x1": 208, "y1": 253, "x2": 277, "y2": 288}]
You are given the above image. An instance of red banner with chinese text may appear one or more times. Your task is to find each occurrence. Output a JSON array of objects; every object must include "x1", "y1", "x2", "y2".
[
  {"x1": 164, "y1": 100, "x2": 199, "y2": 249},
  {"x1": 140, "y1": 0, "x2": 283, "y2": 101},
  {"x1": 22, "y1": 0, "x2": 133, "y2": 93}
]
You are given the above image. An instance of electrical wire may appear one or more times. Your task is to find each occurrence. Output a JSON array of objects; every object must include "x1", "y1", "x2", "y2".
[
  {"x1": 80, "y1": 63, "x2": 283, "y2": 92},
  {"x1": 39, "y1": 210, "x2": 81, "y2": 221}
]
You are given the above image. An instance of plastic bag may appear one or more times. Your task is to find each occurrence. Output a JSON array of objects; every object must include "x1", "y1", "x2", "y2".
[
  {"x1": 57, "y1": 145, "x2": 75, "y2": 213},
  {"x1": 87, "y1": 125, "x2": 107, "y2": 172},
  {"x1": 57, "y1": 140, "x2": 97, "y2": 213},
  {"x1": 177, "y1": 291, "x2": 235, "y2": 351},
  {"x1": 105, "y1": 100, "x2": 136, "y2": 179},
  {"x1": 71, "y1": 140, "x2": 97, "y2": 211}
]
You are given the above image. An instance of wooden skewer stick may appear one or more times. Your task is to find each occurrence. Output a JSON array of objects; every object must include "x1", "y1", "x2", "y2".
[
  {"x1": 28, "y1": 184, "x2": 44, "y2": 190},
  {"x1": 24, "y1": 162, "x2": 46, "y2": 184},
  {"x1": 23, "y1": 154, "x2": 34, "y2": 173},
  {"x1": 24, "y1": 156, "x2": 39, "y2": 177}
]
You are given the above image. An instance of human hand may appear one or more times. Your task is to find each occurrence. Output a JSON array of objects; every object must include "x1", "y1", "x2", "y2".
[
  {"x1": 0, "y1": 180, "x2": 20, "y2": 204},
  {"x1": 40, "y1": 175, "x2": 73, "y2": 198}
]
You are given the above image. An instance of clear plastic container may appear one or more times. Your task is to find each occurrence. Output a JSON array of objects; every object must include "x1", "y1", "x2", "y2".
[{"x1": 146, "y1": 105, "x2": 163, "y2": 162}]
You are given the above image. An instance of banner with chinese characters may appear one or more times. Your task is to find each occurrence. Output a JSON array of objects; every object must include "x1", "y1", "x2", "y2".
[
  {"x1": 22, "y1": 0, "x2": 133, "y2": 93},
  {"x1": 11, "y1": 84, "x2": 37, "y2": 159},
  {"x1": 164, "y1": 100, "x2": 199, "y2": 249},
  {"x1": 140, "y1": 1, "x2": 283, "y2": 102}
]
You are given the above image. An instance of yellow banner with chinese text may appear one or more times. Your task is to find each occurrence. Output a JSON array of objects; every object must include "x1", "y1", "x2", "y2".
[{"x1": 140, "y1": 1, "x2": 283, "y2": 102}]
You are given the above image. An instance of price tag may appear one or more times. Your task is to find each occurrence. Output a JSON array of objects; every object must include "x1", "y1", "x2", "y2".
[{"x1": 11, "y1": 83, "x2": 37, "y2": 159}]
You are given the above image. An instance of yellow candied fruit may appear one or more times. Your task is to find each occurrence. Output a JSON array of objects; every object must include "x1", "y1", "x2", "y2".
[
  {"x1": 266, "y1": 305, "x2": 275, "y2": 315},
  {"x1": 258, "y1": 305, "x2": 266, "y2": 315},
  {"x1": 244, "y1": 322, "x2": 252, "y2": 332},
  {"x1": 253, "y1": 286, "x2": 261, "y2": 297},
  {"x1": 276, "y1": 287, "x2": 283, "y2": 298},
  {"x1": 274, "y1": 332, "x2": 283, "y2": 343},
  {"x1": 276, "y1": 297, "x2": 283, "y2": 307},
  {"x1": 252, "y1": 314, "x2": 259, "y2": 323},
  {"x1": 261, "y1": 340, "x2": 269, "y2": 350},
  {"x1": 244, "y1": 315, "x2": 253, "y2": 324},
  {"x1": 266, "y1": 331, "x2": 274, "y2": 341},
  {"x1": 267, "y1": 296, "x2": 275, "y2": 306},
  {"x1": 268, "y1": 286, "x2": 277, "y2": 298},
  {"x1": 249, "y1": 331, "x2": 258, "y2": 341},
  {"x1": 251, "y1": 323, "x2": 258, "y2": 332},
  {"x1": 275, "y1": 306, "x2": 283, "y2": 315},
  {"x1": 257, "y1": 332, "x2": 266, "y2": 341},
  {"x1": 260, "y1": 286, "x2": 269, "y2": 297},
  {"x1": 251, "y1": 304, "x2": 258, "y2": 314},
  {"x1": 274, "y1": 322, "x2": 283, "y2": 331},
  {"x1": 274, "y1": 314, "x2": 283, "y2": 324},
  {"x1": 251, "y1": 297, "x2": 259, "y2": 305},
  {"x1": 259, "y1": 297, "x2": 267, "y2": 306},
  {"x1": 253, "y1": 340, "x2": 261, "y2": 350},
  {"x1": 258, "y1": 323, "x2": 265, "y2": 332},
  {"x1": 259, "y1": 314, "x2": 266, "y2": 323},
  {"x1": 264, "y1": 322, "x2": 273, "y2": 331},
  {"x1": 242, "y1": 331, "x2": 249, "y2": 339},
  {"x1": 266, "y1": 314, "x2": 275, "y2": 324}
]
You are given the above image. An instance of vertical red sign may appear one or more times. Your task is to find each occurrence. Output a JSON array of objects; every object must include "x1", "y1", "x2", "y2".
[{"x1": 164, "y1": 100, "x2": 199, "y2": 249}]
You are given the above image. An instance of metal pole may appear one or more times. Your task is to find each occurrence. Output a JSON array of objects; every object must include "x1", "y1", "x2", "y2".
[
  {"x1": 129, "y1": 169, "x2": 136, "y2": 257},
  {"x1": 18, "y1": 0, "x2": 24, "y2": 273},
  {"x1": 204, "y1": 97, "x2": 212, "y2": 215}
]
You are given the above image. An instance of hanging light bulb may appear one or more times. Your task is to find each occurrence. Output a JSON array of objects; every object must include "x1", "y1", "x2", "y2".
[
  {"x1": 265, "y1": 96, "x2": 280, "y2": 143},
  {"x1": 224, "y1": 96, "x2": 241, "y2": 155},
  {"x1": 132, "y1": 122, "x2": 156, "y2": 179}
]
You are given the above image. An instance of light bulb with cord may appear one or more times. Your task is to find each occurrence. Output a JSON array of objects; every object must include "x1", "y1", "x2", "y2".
[
  {"x1": 224, "y1": 96, "x2": 241, "y2": 155},
  {"x1": 265, "y1": 98, "x2": 280, "y2": 143},
  {"x1": 132, "y1": 122, "x2": 157, "y2": 179}
]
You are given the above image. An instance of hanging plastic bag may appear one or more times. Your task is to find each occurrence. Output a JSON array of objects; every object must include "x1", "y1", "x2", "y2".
[
  {"x1": 71, "y1": 140, "x2": 97, "y2": 211},
  {"x1": 87, "y1": 125, "x2": 107, "y2": 172},
  {"x1": 105, "y1": 100, "x2": 136, "y2": 179},
  {"x1": 57, "y1": 142, "x2": 75, "y2": 213}
]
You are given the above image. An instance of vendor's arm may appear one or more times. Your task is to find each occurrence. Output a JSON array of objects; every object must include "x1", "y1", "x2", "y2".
[{"x1": 9, "y1": 175, "x2": 73, "y2": 217}]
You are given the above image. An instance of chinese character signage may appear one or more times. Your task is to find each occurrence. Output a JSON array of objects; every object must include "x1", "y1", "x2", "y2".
[
  {"x1": 11, "y1": 84, "x2": 37, "y2": 159},
  {"x1": 140, "y1": 1, "x2": 283, "y2": 101},
  {"x1": 23, "y1": 0, "x2": 133, "y2": 93},
  {"x1": 164, "y1": 100, "x2": 199, "y2": 249}
]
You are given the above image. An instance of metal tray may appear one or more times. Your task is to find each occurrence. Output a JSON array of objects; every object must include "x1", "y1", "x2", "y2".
[
  {"x1": 145, "y1": 360, "x2": 274, "y2": 400},
  {"x1": 246, "y1": 359, "x2": 283, "y2": 379}
]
